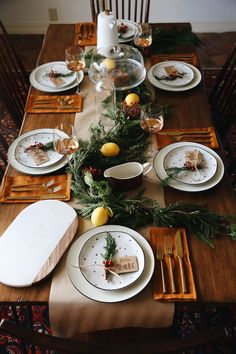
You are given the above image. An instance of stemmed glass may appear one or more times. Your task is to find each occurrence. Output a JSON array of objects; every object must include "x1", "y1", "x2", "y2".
[
  {"x1": 134, "y1": 23, "x2": 152, "y2": 55},
  {"x1": 53, "y1": 123, "x2": 79, "y2": 163},
  {"x1": 65, "y1": 46, "x2": 87, "y2": 97},
  {"x1": 140, "y1": 103, "x2": 164, "y2": 158}
]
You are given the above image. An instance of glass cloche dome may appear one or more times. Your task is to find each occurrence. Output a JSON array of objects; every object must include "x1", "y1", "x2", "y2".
[{"x1": 88, "y1": 44, "x2": 146, "y2": 91}]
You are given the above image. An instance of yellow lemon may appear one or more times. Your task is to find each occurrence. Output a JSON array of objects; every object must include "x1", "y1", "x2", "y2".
[
  {"x1": 91, "y1": 207, "x2": 109, "y2": 226},
  {"x1": 102, "y1": 58, "x2": 116, "y2": 71},
  {"x1": 125, "y1": 93, "x2": 140, "y2": 107},
  {"x1": 100, "y1": 143, "x2": 120, "y2": 157}
]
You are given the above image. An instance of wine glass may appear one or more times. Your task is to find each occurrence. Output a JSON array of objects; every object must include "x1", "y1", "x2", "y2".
[
  {"x1": 134, "y1": 23, "x2": 152, "y2": 55},
  {"x1": 140, "y1": 103, "x2": 164, "y2": 158},
  {"x1": 53, "y1": 123, "x2": 79, "y2": 163},
  {"x1": 65, "y1": 46, "x2": 87, "y2": 97}
]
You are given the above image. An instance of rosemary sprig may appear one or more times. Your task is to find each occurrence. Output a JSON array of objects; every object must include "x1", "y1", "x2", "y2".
[
  {"x1": 101, "y1": 232, "x2": 117, "y2": 280},
  {"x1": 25, "y1": 141, "x2": 54, "y2": 152},
  {"x1": 162, "y1": 166, "x2": 203, "y2": 186},
  {"x1": 45, "y1": 71, "x2": 74, "y2": 78}
]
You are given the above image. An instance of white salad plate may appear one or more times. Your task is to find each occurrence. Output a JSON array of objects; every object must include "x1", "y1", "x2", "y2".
[
  {"x1": 163, "y1": 145, "x2": 218, "y2": 185},
  {"x1": 117, "y1": 19, "x2": 138, "y2": 43},
  {"x1": 30, "y1": 61, "x2": 83, "y2": 93},
  {"x1": 8, "y1": 129, "x2": 69, "y2": 175},
  {"x1": 153, "y1": 142, "x2": 224, "y2": 192},
  {"x1": 151, "y1": 61, "x2": 194, "y2": 87},
  {"x1": 14, "y1": 131, "x2": 63, "y2": 168},
  {"x1": 67, "y1": 225, "x2": 155, "y2": 303},
  {"x1": 79, "y1": 230, "x2": 145, "y2": 291},
  {"x1": 148, "y1": 61, "x2": 202, "y2": 92},
  {"x1": 33, "y1": 62, "x2": 76, "y2": 89}
]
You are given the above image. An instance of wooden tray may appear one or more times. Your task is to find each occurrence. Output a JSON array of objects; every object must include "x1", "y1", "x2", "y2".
[{"x1": 0, "y1": 200, "x2": 78, "y2": 287}]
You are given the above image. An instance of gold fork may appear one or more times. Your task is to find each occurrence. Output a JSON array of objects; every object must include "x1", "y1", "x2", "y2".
[
  {"x1": 11, "y1": 179, "x2": 55, "y2": 190},
  {"x1": 170, "y1": 135, "x2": 212, "y2": 143},
  {"x1": 164, "y1": 236, "x2": 176, "y2": 293},
  {"x1": 156, "y1": 245, "x2": 166, "y2": 293}
]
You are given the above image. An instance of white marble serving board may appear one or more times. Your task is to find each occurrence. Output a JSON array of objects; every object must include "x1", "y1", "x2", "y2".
[{"x1": 0, "y1": 200, "x2": 78, "y2": 287}]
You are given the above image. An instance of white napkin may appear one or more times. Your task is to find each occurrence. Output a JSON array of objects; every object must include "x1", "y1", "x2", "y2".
[{"x1": 97, "y1": 11, "x2": 119, "y2": 48}]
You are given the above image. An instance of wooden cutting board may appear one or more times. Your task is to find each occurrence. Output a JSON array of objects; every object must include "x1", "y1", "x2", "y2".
[{"x1": 0, "y1": 200, "x2": 78, "y2": 287}]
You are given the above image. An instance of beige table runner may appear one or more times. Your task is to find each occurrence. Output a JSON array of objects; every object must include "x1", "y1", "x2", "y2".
[{"x1": 49, "y1": 74, "x2": 175, "y2": 337}]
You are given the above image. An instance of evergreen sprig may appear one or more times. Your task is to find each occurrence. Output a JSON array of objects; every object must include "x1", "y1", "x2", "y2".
[
  {"x1": 151, "y1": 27, "x2": 201, "y2": 54},
  {"x1": 101, "y1": 232, "x2": 117, "y2": 280},
  {"x1": 67, "y1": 94, "x2": 236, "y2": 248},
  {"x1": 74, "y1": 171, "x2": 236, "y2": 248}
]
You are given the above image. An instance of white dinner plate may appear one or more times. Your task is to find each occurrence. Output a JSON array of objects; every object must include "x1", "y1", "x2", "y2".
[
  {"x1": 152, "y1": 61, "x2": 194, "y2": 87},
  {"x1": 79, "y1": 230, "x2": 145, "y2": 291},
  {"x1": 148, "y1": 62, "x2": 202, "y2": 92},
  {"x1": 117, "y1": 20, "x2": 138, "y2": 43},
  {"x1": 33, "y1": 62, "x2": 76, "y2": 89},
  {"x1": 163, "y1": 145, "x2": 218, "y2": 185},
  {"x1": 67, "y1": 225, "x2": 155, "y2": 303},
  {"x1": 14, "y1": 131, "x2": 63, "y2": 168},
  {"x1": 8, "y1": 129, "x2": 69, "y2": 175},
  {"x1": 30, "y1": 61, "x2": 84, "y2": 93},
  {"x1": 153, "y1": 142, "x2": 224, "y2": 192}
]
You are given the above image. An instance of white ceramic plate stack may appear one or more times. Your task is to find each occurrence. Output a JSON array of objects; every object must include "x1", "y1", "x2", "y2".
[
  {"x1": 148, "y1": 61, "x2": 202, "y2": 92},
  {"x1": 153, "y1": 142, "x2": 224, "y2": 192},
  {"x1": 67, "y1": 225, "x2": 155, "y2": 302},
  {"x1": 30, "y1": 61, "x2": 83, "y2": 93},
  {"x1": 117, "y1": 19, "x2": 139, "y2": 43},
  {"x1": 8, "y1": 128, "x2": 70, "y2": 175}
]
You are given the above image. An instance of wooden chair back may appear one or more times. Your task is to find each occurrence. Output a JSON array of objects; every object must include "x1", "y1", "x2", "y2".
[
  {"x1": 90, "y1": 0, "x2": 151, "y2": 23},
  {"x1": 0, "y1": 318, "x2": 229, "y2": 354},
  {"x1": 0, "y1": 20, "x2": 29, "y2": 129},
  {"x1": 0, "y1": 134, "x2": 9, "y2": 180},
  {"x1": 209, "y1": 43, "x2": 236, "y2": 138}
]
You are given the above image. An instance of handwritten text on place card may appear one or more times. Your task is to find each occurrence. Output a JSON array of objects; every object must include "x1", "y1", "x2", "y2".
[
  {"x1": 29, "y1": 149, "x2": 50, "y2": 166},
  {"x1": 112, "y1": 256, "x2": 139, "y2": 274}
]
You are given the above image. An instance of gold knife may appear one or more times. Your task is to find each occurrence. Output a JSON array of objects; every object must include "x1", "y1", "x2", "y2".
[
  {"x1": 6, "y1": 194, "x2": 67, "y2": 200},
  {"x1": 157, "y1": 130, "x2": 211, "y2": 136},
  {"x1": 32, "y1": 106, "x2": 80, "y2": 110},
  {"x1": 175, "y1": 231, "x2": 187, "y2": 293}
]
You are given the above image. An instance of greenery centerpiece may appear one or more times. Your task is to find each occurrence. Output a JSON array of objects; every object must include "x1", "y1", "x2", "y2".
[{"x1": 68, "y1": 86, "x2": 235, "y2": 248}]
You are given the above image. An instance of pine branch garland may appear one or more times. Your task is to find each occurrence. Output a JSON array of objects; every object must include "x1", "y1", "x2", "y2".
[{"x1": 68, "y1": 95, "x2": 235, "y2": 248}]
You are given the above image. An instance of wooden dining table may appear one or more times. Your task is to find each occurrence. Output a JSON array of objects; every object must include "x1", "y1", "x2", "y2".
[{"x1": 0, "y1": 23, "x2": 236, "y2": 309}]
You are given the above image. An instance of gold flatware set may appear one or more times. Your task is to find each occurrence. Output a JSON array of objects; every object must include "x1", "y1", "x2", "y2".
[
  {"x1": 32, "y1": 96, "x2": 80, "y2": 110},
  {"x1": 156, "y1": 231, "x2": 187, "y2": 294},
  {"x1": 7, "y1": 178, "x2": 65, "y2": 200},
  {"x1": 75, "y1": 22, "x2": 96, "y2": 45},
  {"x1": 25, "y1": 95, "x2": 82, "y2": 113},
  {"x1": 157, "y1": 130, "x2": 213, "y2": 143},
  {"x1": 78, "y1": 23, "x2": 95, "y2": 40}
]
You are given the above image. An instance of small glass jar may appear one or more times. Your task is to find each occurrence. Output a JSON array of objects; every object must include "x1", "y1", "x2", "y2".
[{"x1": 94, "y1": 68, "x2": 116, "y2": 129}]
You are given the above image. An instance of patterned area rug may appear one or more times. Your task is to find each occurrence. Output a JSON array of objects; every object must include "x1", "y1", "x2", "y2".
[{"x1": 0, "y1": 303, "x2": 235, "y2": 353}]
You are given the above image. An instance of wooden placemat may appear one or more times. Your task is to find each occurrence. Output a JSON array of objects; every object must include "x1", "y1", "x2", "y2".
[
  {"x1": 151, "y1": 52, "x2": 199, "y2": 66},
  {"x1": 156, "y1": 126, "x2": 219, "y2": 149},
  {"x1": 25, "y1": 95, "x2": 83, "y2": 113},
  {"x1": 0, "y1": 174, "x2": 71, "y2": 203},
  {"x1": 75, "y1": 22, "x2": 97, "y2": 46},
  {"x1": 149, "y1": 227, "x2": 197, "y2": 301}
]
